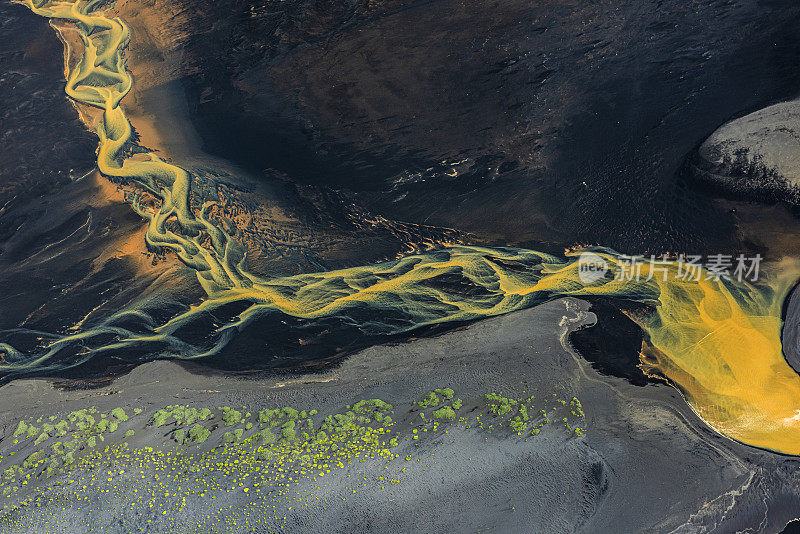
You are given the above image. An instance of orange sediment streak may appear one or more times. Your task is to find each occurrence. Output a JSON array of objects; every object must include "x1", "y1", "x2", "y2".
[{"x1": 10, "y1": 0, "x2": 800, "y2": 454}]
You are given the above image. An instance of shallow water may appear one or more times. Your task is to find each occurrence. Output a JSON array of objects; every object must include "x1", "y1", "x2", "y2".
[{"x1": 6, "y1": 0, "x2": 800, "y2": 456}]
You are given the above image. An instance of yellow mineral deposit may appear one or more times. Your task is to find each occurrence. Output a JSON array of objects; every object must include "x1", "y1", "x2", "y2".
[{"x1": 13, "y1": 0, "x2": 800, "y2": 454}]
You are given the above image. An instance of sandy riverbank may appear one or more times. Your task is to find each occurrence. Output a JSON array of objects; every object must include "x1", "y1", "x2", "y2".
[{"x1": 0, "y1": 298, "x2": 796, "y2": 533}]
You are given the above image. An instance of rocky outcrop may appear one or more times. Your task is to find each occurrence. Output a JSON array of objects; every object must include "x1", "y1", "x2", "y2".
[{"x1": 694, "y1": 98, "x2": 800, "y2": 204}]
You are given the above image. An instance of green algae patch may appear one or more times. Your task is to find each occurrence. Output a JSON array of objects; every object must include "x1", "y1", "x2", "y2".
[
  {"x1": 485, "y1": 393, "x2": 516, "y2": 416},
  {"x1": 418, "y1": 387, "x2": 461, "y2": 409},
  {"x1": 436, "y1": 388, "x2": 455, "y2": 401},
  {"x1": 259, "y1": 429, "x2": 277, "y2": 445},
  {"x1": 570, "y1": 397, "x2": 585, "y2": 418},
  {"x1": 481, "y1": 392, "x2": 586, "y2": 436},
  {"x1": 221, "y1": 408, "x2": 243, "y2": 426},
  {"x1": 432, "y1": 407, "x2": 456, "y2": 422},
  {"x1": 281, "y1": 421, "x2": 296, "y2": 441},
  {"x1": 0, "y1": 404, "x2": 151, "y2": 499},
  {"x1": 187, "y1": 424, "x2": 210, "y2": 444},
  {"x1": 0, "y1": 389, "x2": 586, "y2": 528},
  {"x1": 418, "y1": 392, "x2": 440, "y2": 408},
  {"x1": 152, "y1": 405, "x2": 214, "y2": 428},
  {"x1": 12, "y1": 422, "x2": 27, "y2": 439},
  {"x1": 54, "y1": 420, "x2": 69, "y2": 436}
]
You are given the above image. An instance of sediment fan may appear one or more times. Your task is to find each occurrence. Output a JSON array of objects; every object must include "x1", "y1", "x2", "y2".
[{"x1": 6, "y1": 0, "x2": 800, "y2": 455}]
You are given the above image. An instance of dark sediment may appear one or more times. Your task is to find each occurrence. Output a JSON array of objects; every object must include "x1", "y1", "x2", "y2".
[
  {"x1": 146, "y1": 0, "x2": 800, "y2": 254},
  {"x1": 568, "y1": 297, "x2": 656, "y2": 387}
]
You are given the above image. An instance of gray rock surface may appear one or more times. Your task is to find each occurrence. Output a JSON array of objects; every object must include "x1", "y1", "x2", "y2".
[
  {"x1": 780, "y1": 282, "x2": 800, "y2": 375},
  {"x1": 696, "y1": 98, "x2": 800, "y2": 203}
]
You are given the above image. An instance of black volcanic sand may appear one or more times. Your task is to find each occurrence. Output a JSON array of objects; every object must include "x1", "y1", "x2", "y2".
[
  {"x1": 147, "y1": 0, "x2": 800, "y2": 254},
  {"x1": 0, "y1": 0, "x2": 465, "y2": 382},
  {"x1": 0, "y1": 3, "x2": 199, "y2": 348},
  {"x1": 2, "y1": 299, "x2": 799, "y2": 533},
  {"x1": 2, "y1": 7, "x2": 800, "y2": 533},
  {"x1": 0, "y1": 2, "x2": 95, "y2": 217},
  {"x1": 3, "y1": 0, "x2": 800, "y2": 390},
  {"x1": 9, "y1": 287, "x2": 659, "y2": 387},
  {"x1": 567, "y1": 297, "x2": 657, "y2": 387},
  {"x1": 778, "y1": 281, "x2": 800, "y2": 375}
]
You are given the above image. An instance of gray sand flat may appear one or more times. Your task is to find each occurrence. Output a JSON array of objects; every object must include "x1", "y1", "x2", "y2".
[{"x1": 1, "y1": 298, "x2": 799, "y2": 533}]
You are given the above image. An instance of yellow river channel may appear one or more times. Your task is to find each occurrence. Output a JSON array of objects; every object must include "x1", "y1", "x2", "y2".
[{"x1": 13, "y1": 0, "x2": 800, "y2": 454}]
